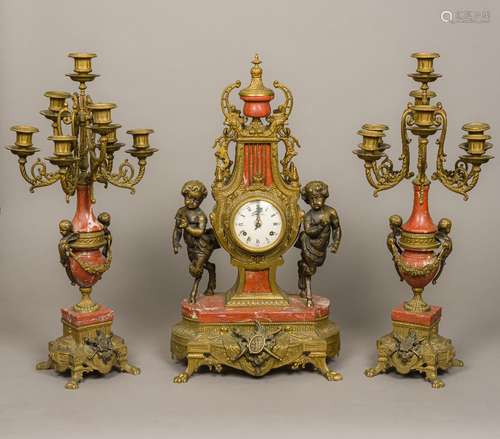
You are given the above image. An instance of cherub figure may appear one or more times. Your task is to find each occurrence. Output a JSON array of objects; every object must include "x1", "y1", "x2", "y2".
[
  {"x1": 387, "y1": 214, "x2": 404, "y2": 281},
  {"x1": 58, "y1": 219, "x2": 79, "y2": 285},
  {"x1": 432, "y1": 218, "x2": 453, "y2": 285},
  {"x1": 172, "y1": 180, "x2": 219, "y2": 303},
  {"x1": 295, "y1": 181, "x2": 341, "y2": 307}
]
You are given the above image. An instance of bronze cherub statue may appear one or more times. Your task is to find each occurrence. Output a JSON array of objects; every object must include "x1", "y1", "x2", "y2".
[
  {"x1": 58, "y1": 219, "x2": 79, "y2": 285},
  {"x1": 172, "y1": 180, "x2": 219, "y2": 303},
  {"x1": 295, "y1": 181, "x2": 341, "y2": 307},
  {"x1": 387, "y1": 214, "x2": 404, "y2": 281}
]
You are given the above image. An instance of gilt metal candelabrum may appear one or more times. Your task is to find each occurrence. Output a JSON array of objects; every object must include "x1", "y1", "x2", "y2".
[
  {"x1": 354, "y1": 52, "x2": 493, "y2": 388},
  {"x1": 5, "y1": 52, "x2": 157, "y2": 389}
]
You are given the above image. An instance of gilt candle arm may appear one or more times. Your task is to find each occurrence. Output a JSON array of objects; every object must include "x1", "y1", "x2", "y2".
[
  {"x1": 6, "y1": 125, "x2": 63, "y2": 192},
  {"x1": 19, "y1": 156, "x2": 62, "y2": 191},
  {"x1": 97, "y1": 129, "x2": 156, "y2": 194},
  {"x1": 354, "y1": 109, "x2": 414, "y2": 197},
  {"x1": 432, "y1": 111, "x2": 493, "y2": 200}
]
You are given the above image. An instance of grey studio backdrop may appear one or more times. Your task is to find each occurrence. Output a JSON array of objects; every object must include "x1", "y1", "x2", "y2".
[{"x1": 1, "y1": 0, "x2": 499, "y2": 437}]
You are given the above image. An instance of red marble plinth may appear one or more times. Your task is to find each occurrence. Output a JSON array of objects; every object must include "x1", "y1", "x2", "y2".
[
  {"x1": 181, "y1": 293, "x2": 330, "y2": 323},
  {"x1": 391, "y1": 304, "x2": 442, "y2": 327},
  {"x1": 61, "y1": 305, "x2": 114, "y2": 327}
]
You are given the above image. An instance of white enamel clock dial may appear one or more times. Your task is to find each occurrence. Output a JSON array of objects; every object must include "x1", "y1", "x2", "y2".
[{"x1": 233, "y1": 199, "x2": 283, "y2": 252}]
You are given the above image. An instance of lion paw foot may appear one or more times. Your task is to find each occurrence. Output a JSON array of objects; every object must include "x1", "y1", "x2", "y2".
[
  {"x1": 120, "y1": 363, "x2": 141, "y2": 375},
  {"x1": 431, "y1": 378, "x2": 445, "y2": 389},
  {"x1": 325, "y1": 371, "x2": 343, "y2": 381},
  {"x1": 65, "y1": 380, "x2": 80, "y2": 390},
  {"x1": 173, "y1": 372, "x2": 189, "y2": 384},
  {"x1": 364, "y1": 367, "x2": 383, "y2": 378},
  {"x1": 36, "y1": 360, "x2": 53, "y2": 371}
]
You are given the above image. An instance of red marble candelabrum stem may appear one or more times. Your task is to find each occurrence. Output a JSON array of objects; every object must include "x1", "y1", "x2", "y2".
[
  {"x1": 68, "y1": 184, "x2": 106, "y2": 289},
  {"x1": 400, "y1": 183, "x2": 439, "y2": 293}
]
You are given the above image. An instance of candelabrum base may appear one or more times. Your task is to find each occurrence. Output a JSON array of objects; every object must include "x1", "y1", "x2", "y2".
[
  {"x1": 170, "y1": 293, "x2": 341, "y2": 383},
  {"x1": 364, "y1": 304, "x2": 463, "y2": 388},
  {"x1": 35, "y1": 305, "x2": 140, "y2": 390}
]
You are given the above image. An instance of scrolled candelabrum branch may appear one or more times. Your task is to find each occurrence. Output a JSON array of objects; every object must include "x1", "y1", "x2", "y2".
[
  {"x1": 354, "y1": 112, "x2": 414, "y2": 197},
  {"x1": 432, "y1": 111, "x2": 493, "y2": 200}
]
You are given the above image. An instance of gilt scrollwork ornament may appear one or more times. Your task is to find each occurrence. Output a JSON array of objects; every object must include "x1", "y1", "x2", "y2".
[{"x1": 212, "y1": 58, "x2": 301, "y2": 188}]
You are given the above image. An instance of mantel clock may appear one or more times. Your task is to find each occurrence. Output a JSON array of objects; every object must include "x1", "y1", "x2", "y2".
[{"x1": 171, "y1": 56, "x2": 343, "y2": 382}]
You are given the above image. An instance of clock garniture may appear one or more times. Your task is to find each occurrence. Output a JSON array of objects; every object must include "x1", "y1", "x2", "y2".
[
  {"x1": 5, "y1": 53, "x2": 157, "y2": 389},
  {"x1": 354, "y1": 53, "x2": 493, "y2": 388},
  {"x1": 171, "y1": 56, "x2": 342, "y2": 383}
]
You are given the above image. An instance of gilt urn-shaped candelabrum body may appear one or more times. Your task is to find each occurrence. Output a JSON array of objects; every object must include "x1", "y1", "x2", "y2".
[
  {"x1": 170, "y1": 56, "x2": 342, "y2": 383},
  {"x1": 354, "y1": 53, "x2": 493, "y2": 388},
  {"x1": 6, "y1": 53, "x2": 157, "y2": 389}
]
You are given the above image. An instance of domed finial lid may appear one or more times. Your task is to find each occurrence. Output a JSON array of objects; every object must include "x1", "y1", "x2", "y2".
[{"x1": 239, "y1": 54, "x2": 274, "y2": 98}]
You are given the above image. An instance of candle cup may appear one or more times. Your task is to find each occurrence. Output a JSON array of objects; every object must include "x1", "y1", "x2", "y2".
[
  {"x1": 409, "y1": 89, "x2": 436, "y2": 105},
  {"x1": 127, "y1": 129, "x2": 154, "y2": 149},
  {"x1": 412, "y1": 105, "x2": 436, "y2": 127},
  {"x1": 361, "y1": 123, "x2": 389, "y2": 133},
  {"x1": 44, "y1": 91, "x2": 71, "y2": 113},
  {"x1": 411, "y1": 52, "x2": 440, "y2": 74},
  {"x1": 68, "y1": 52, "x2": 97, "y2": 74},
  {"x1": 105, "y1": 123, "x2": 121, "y2": 145},
  {"x1": 87, "y1": 103, "x2": 117, "y2": 125},
  {"x1": 463, "y1": 134, "x2": 490, "y2": 155},
  {"x1": 357, "y1": 127, "x2": 385, "y2": 151},
  {"x1": 48, "y1": 135, "x2": 76, "y2": 157},
  {"x1": 463, "y1": 122, "x2": 490, "y2": 136},
  {"x1": 10, "y1": 125, "x2": 39, "y2": 148}
]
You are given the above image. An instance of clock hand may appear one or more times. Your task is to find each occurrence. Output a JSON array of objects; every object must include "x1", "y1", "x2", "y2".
[{"x1": 254, "y1": 203, "x2": 262, "y2": 230}]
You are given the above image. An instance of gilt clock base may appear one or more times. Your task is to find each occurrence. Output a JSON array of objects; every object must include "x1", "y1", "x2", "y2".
[
  {"x1": 35, "y1": 305, "x2": 140, "y2": 390},
  {"x1": 364, "y1": 304, "x2": 463, "y2": 388},
  {"x1": 171, "y1": 293, "x2": 341, "y2": 383}
]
